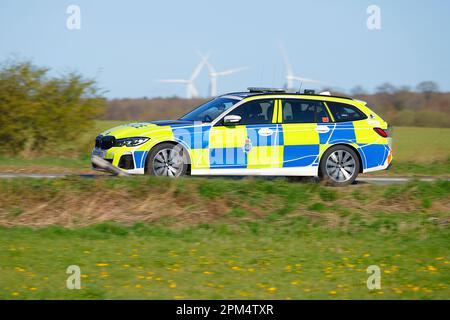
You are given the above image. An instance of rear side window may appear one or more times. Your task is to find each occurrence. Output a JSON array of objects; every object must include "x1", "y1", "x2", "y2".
[
  {"x1": 326, "y1": 102, "x2": 367, "y2": 122},
  {"x1": 281, "y1": 99, "x2": 331, "y2": 123}
]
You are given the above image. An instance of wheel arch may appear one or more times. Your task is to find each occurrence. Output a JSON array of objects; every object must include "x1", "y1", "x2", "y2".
[
  {"x1": 144, "y1": 140, "x2": 192, "y2": 175},
  {"x1": 319, "y1": 143, "x2": 364, "y2": 174}
]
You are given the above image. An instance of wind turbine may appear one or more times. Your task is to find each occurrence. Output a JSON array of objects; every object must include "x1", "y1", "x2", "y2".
[
  {"x1": 157, "y1": 55, "x2": 208, "y2": 99},
  {"x1": 197, "y1": 51, "x2": 248, "y2": 97},
  {"x1": 279, "y1": 43, "x2": 321, "y2": 91}
]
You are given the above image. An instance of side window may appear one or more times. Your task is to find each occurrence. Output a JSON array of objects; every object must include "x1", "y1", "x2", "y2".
[
  {"x1": 326, "y1": 102, "x2": 367, "y2": 122},
  {"x1": 281, "y1": 99, "x2": 331, "y2": 123},
  {"x1": 227, "y1": 99, "x2": 275, "y2": 125}
]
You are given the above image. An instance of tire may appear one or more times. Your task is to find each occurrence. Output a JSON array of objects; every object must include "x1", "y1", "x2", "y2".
[
  {"x1": 145, "y1": 143, "x2": 188, "y2": 177},
  {"x1": 319, "y1": 145, "x2": 360, "y2": 186}
]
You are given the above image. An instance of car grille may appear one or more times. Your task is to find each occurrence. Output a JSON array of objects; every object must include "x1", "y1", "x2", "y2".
[{"x1": 95, "y1": 135, "x2": 116, "y2": 150}]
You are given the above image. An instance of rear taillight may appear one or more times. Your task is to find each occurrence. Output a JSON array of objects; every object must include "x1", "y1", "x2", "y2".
[{"x1": 373, "y1": 127, "x2": 389, "y2": 138}]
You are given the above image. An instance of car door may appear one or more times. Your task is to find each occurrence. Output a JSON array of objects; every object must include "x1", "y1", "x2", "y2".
[
  {"x1": 280, "y1": 98, "x2": 333, "y2": 169},
  {"x1": 208, "y1": 98, "x2": 281, "y2": 171}
]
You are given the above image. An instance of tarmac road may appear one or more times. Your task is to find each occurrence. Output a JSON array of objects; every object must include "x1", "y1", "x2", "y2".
[{"x1": 0, "y1": 172, "x2": 447, "y2": 185}]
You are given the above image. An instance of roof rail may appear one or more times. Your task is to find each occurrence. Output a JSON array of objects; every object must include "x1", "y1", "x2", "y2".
[{"x1": 247, "y1": 87, "x2": 286, "y2": 93}]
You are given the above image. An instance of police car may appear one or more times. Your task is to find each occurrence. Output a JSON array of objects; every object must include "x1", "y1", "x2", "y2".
[{"x1": 92, "y1": 88, "x2": 392, "y2": 186}]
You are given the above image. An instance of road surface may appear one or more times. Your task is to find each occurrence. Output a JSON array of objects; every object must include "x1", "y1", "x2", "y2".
[{"x1": 0, "y1": 173, "x2": 447, "y2": 185}]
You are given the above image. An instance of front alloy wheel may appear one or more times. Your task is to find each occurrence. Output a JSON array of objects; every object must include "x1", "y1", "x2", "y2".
[{"x1": 146, "y1": 143, "x2": 188, "y2": 177}]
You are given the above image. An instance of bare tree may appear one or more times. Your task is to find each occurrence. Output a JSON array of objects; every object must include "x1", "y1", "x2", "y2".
[{"x1": 376, "y1": 82, "x2": 397, "y2": 94}]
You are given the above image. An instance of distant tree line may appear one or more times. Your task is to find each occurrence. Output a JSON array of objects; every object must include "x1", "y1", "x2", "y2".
[
  {"x1": 348, "y1": 81, "x2": 449, "y2": 127},
  {"x1": 0, "y1": 60, "x2": 105, "y2": 156},
  {"x1": 105, "y1": 82, "x2": 450, "y2": 127}
]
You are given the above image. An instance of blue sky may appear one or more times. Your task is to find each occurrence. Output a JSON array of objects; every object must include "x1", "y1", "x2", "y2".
[{"x1": 1, "y1": 0, "x2": 449, "y2": 98}]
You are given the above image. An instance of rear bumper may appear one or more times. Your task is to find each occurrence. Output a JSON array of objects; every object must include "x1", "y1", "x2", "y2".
[{"x1": 362, "y1": 148, "x2": 393, "y2": 173}]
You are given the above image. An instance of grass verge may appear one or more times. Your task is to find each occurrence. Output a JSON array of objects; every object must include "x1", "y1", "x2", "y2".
[{"x1": 0, "y1": 178, "x2": 448, "y2": 299}]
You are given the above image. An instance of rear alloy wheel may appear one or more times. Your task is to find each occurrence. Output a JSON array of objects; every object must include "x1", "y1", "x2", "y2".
[
  {"x1": 146, "y1": 143, "x2": 188, "y2": 177},
  {"x1": 320, "y1": 145, "x2": 360, "y2": 186}
]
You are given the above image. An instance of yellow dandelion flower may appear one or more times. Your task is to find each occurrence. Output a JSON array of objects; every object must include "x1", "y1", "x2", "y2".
[
  {"x1": 122, "y1": 264, "x2": 130, "y2": 268},
  {"x1": 329, "y1": 291, "x2": 337, "y2": 295},
  {"x1": 291, "y1": 280, "x2": 300, "y2": 286},
  {"x1": 29, "y1": 287, "x2": 37, "y2": 291},
  {"x1": 427, "y1": 265, "x2": 437, "y2": 271},
  {"x1": 266, "y1": 287, "x2": 277, "y2": 294},
  {"x1": 15, "y1": 267, "x2": 25, "y2": 272},
  {"x1": 247, "y1": 268, "x2": 255, "y2": 272},
  {"x1": 81, "y1": 274, "x2": 89, "y2": 278},
  {"x1": 96, "y1": 263, "x2": 109, "y2": 267},
  {"x1": 12, "y1": 292, "x2": 19, "y2": 296},
  {"x1": 169, "y1": 283, "x2": 177, "y2": 288},
  {"x1": 363, "y1": 253, "x2": 370, "y2": 257},
  {"x1": 203, "y1": 271, "x2": 214, "y2": 275},
  {"x1": 435, "y1": 257, "x2": 444, "y2": 261},
  {"x1": 135, "y1": 284, "x2": 142, "y2": 288},
  {"x1": 231, "y1": 266, "x2": 241, "y2": 271},
  {"x1": 304, "y1": 288, "x2": 311, "y2": 292},
  {"x1": 174, "y1": 295, "x2": 184, "y2": 299}
]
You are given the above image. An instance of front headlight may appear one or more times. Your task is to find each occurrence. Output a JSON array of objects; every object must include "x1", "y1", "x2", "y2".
[{"x1": 114, "y1": 137, "x2": 150, "y2": 147}]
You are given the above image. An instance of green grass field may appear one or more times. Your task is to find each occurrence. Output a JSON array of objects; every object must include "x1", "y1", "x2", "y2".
[
  {"x1": 0, "y1": 122, "x2": 449, "y2": 175},
  {"x1": 0, "y1": 177, "x2": 449, "y2": 299}
]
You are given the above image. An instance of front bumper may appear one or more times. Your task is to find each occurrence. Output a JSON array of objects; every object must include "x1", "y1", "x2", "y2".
[{"x1": 91, "y1": 148, "x2": 145, "y2": 174}]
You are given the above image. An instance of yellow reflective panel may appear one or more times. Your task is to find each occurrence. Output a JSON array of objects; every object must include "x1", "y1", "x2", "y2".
[
  {"x1": 247, "y1": 146, "x2": 283, "y2": 169},
  {"x1": 209, "y1": 125, "x2": 247, "y2": 148},
  {"x1": 271, "y1": 100, "x2": 278, "y2": 123},
  {"x1": 319, "y1": 143, "x2": 331, "y2": 158},
  {"x1": 190, "y1": 148, "x2": 210, "y2": 169},
  {"x1": 144, "y1": 126, "x2": 175, "y2": 145},
  {"x1": 282, "y1": 123, "x2": 319, "y2": 145},
  {"x1": 277, "y1": 99, "x2": 282, "y2": 123},
  {"x1": 353, "y1": 120, "x2": 385, "y2": 145}
]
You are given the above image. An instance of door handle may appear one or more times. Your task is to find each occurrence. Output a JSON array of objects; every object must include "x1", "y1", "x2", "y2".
[
  {"x1": 316, "y1": 125, "x2": 330, "y2": 133},
  {"x1": 258, "y1": 128, "x2": 274, "y2": 136}
]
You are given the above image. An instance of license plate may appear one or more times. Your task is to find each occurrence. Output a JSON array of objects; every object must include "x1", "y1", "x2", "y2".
[{"x1": 92, "y1": 148, "x2": 106, "y2": 158}]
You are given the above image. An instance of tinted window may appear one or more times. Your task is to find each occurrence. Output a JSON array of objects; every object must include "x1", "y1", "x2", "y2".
[
  {"x1": 326, "y1": 102, "x2": 367, "y2": 122},
  {"x1": 180, "y1": 98, "x2": 238, "y2": 122},
  {"x1": 226, "y1": 99, "x2": 275, "y2": 125},
  {"x1": 281, "y1": 99, "x2": 331, "y2": 123}
]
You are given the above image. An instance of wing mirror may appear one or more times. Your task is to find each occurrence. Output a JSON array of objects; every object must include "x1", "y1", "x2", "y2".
[{"x1": 223, "y1": 115, "x2": 241, "y2": 125}]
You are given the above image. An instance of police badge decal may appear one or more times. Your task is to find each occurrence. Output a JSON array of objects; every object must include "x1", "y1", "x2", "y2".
[{"x1": 243, "y1": 138, "x2": 253, "y2": 153}]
